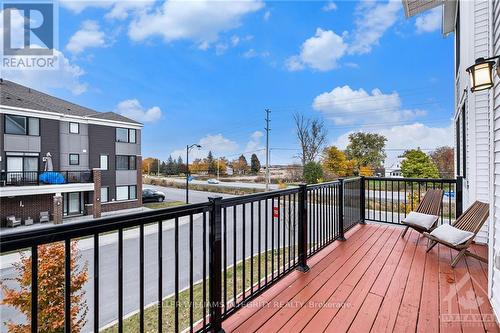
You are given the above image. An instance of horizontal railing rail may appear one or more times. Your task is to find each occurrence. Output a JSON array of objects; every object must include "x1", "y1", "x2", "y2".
[
  {"x1": 0, "y1": 175, "x2": 460, "y2": 333},
  {"x1": 0, "y1": 170, "x2": 93, "y2": 187}
]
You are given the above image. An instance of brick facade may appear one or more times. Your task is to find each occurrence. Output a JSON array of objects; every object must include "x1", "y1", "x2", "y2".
[
  {"x1": 0, "y1": 194, "x2": 54, "y2": 225},
  {"x1": 53, "y1": 195, "x2": 63, "y2": 224},
  {"x1": 93, "y1": 169, "x2": 102, "y2": 218}
]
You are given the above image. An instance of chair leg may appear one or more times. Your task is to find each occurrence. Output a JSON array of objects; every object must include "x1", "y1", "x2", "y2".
[
  {"x1": 401, "y1": 226, "x2": 409, "y2": 238},
  {"x1": 451, "y1": 249, "x2": 467, "y2": 268},
  {"x1": 426, "y1": 240, "x2": 437, "y2": 253}
]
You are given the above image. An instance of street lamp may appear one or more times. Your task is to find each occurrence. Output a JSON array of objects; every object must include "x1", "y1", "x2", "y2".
[
  {"x1": 186, "y1": 143, "x2": 201, "y2": 203},
  {"x1": 466, "y1": 56, "x2": 500, "y2": 92}
]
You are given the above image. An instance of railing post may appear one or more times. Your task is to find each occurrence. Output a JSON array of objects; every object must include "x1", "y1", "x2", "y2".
[
  {"x1": 456, "y1": 176, "x2": 463, "y2": 219},
  {"x1": 208, "y1": 197, "x2": 225, "y2": 333},
  {"x1": 338, "y1": 178, "x2": 346, "y2": 241},
  {"x1": 359, "y1": 176, "x2": 366, "y2": 225},
  {"x1": 296, "y1": 184, "x2": 310, "y2": 272}
]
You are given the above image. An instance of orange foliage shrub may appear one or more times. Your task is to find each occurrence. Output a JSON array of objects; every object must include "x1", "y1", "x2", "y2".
[{"x1": 1, "y1": 242, "x2": 88, "y2": 332}]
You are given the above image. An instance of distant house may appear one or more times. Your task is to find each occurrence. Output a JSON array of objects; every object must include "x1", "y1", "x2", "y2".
[{"x1": 384, "y1": 157, "x2": 404, "y2": 178}]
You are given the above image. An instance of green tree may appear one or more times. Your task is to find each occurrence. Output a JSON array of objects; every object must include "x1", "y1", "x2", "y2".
[
  {"x1": 207, "y1": 151, "x2": 216, "y2": 175},
  {"x1": 303, "y1": 161, "x2": 324, "y2": 184},
  {"x1": 345, "y1": 132, "x2": 387, "y2": 168},
  {"x1": 400, "y1": 149, "x2": 440, "y2": 178},
  {"x1": 165, "y1": 156, "x2": 175, "y2": 175},
  {"x1": 250, "y1": 153, "x2": 261, "y2": 174}
]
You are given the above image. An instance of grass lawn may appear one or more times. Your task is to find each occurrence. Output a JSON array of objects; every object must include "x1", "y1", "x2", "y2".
[
  {"x1": 144, "y1": 201, "x2": 186, "y2": 210},
  {"x1": 102, "y1": 247, "x2": 296, "y2": 333}
]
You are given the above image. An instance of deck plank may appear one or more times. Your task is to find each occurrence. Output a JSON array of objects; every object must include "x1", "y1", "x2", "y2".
[{"x1": 222, "y1": 224, "x2": 498, "y2": 333}]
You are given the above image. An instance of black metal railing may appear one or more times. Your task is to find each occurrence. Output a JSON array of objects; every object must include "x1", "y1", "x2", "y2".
[
  {"x1": 0, "y1": 176, "x2": 460, "y2": 333},
  {"x1": 0, "y1": 170, "x2": 93, "y2": 186},
  {"x1": 364, "y1": 176, "x2": 462, "y2": 225}
]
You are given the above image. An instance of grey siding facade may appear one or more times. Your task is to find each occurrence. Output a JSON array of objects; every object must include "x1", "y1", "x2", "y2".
[
  {"x1": 40, "y1": 118, "x2": 60, "y2": 170},
  {"x1": 88, "y1": 124, "x2": 116, "y2": 200},
  {"x1": 59, "y1": 121, "x2": 89, "y2": 171}
]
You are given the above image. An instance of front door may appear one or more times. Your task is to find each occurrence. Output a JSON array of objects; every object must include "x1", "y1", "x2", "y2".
[{"x1": 64, "y1": 192, "x2": 83, "y2": 216}]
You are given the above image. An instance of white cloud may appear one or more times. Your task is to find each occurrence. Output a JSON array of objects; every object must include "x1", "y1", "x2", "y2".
[
  {"x1": 60, "y1": 0, "x2": 154, "y2": 19},
  {"x1": 128, "y1": 0, "x2": 264, "y2": 48},
  {"x1": 312, "y1": 85, "x2": 425, "y2": 125},
  {"x1": 243, "y1": 48, "x2": 269, "y2": 59},
  {"x1": 286, "y1": 28, "x2": 347, "y2": 71},
  {"x1": 170, "y1": 134, "x2": 239, "y2": 160},
  {"x1": 332, "y1": 122, "x2": 453, "y2": 164},
  {"x1": 348, "y1": 0, "x2": 401, "y2": 55},
  {"x1": 263, "y1": 10, "x2": 271, "y2": 21},
  {"x1": 245, "y1": 130, "x2": 264, "y2": 151},
  {"x1": 322, "y1": 2, "x2": 337, "y2": 12},
  {"x1": 415, "y1": 7, "x2": 441, "y2": 34},
  {"x1": 115, "y1": 99, "x2": 162, "y2": 123},
  {"x1": 66, "y1": 20, "x2": 107, "y2": 54},
  {"x1": 2, "y1": 49, "x2": 87, "y2": 95}
]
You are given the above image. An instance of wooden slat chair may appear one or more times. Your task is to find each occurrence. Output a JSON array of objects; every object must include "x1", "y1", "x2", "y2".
[
  {"x1": 424, "y1": 201, "x2": 489, "y2": 268},
  {"x1": 401, "y1": 189, "x2": 444, "y2": 238}
]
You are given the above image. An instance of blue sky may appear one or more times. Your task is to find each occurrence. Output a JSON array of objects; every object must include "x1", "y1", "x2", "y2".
[{"x1": 3, "y1": 0, "x2": 454, "y2": 165}]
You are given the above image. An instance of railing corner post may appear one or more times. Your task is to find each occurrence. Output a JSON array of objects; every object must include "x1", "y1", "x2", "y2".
[
  {"x1": 338, "y1": 178, "x2": 346, "y2": 241},
  {"x1": 456, "y1": 176, "x2": 463, "y2": 219},
  {"x1": 208, "y1": 196, "x2": 225, "y2": 333},
  {"x1": 359, "y1": 176, "x2": 366, "y2": 225},
  {"x1": 297, "y1": 183, "x2": 310, "y2": 273}
]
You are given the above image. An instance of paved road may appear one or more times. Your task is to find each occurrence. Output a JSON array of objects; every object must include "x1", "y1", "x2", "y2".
[
  {"x1": 146, "y1": 176, "x2": 281, "y2": 190},
  {"x1": 0, "y1": 187, "x2": 303, "y2": 332}
]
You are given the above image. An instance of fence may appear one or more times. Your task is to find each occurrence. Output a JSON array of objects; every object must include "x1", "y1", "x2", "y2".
[
  {"x1": 0, "y1": 176, "x2": 457, "y2": 333},
  {"x1": 364, "y1": 176, "x2": 462, "y2": 225},
  {"x1": 0, "y1": 170, "x2": 93, "y2": 186}
]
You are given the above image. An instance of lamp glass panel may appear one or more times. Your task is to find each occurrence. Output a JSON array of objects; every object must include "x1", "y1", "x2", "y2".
[{"x1": 474, "y1": 63, "x2": 493, "y2": 87}]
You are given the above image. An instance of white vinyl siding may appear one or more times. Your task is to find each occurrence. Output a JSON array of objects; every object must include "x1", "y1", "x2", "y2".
[{"x1": 490, "y1": 0, "x2": 500, "y2": 319}]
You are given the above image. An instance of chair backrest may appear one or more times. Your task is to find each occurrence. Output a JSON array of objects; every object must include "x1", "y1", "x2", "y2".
[
  {"x1": 40, "y1": 211, "x2": 49, "y2": 217},
  {"x1": 452, "y1": 201, "x2": 489, "y2": 234},
  {"x1": 416, "y1": 189, "x2": 444, "y2": 216}
]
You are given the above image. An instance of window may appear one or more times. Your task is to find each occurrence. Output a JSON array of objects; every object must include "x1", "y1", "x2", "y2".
[
  {"x1": 116, "y1": 185, "x2": 137, "y2": 201},
  {"x1": 100, "y1": 155, "x2": 109, "y2": 170},
  {"x1": 116, "y1": 155, "x2": 136, "y2": 170},
  {"x1": 69, "y1": 122, "x2": 79, "y2": 134},
  {"x1": 6, "y1": 154, "x2": 39, "y2": 172},
  {"x1": 129, "y1": 129, "x2": 136, "y2": 143},
  {"x1": 5, "y1": 115, "x2": 39, "y2": 135},
  {"x1": 69, "y1": 154, "x2": 80, "y2": 165},
  {"x1": 101, "y1": 187, "x2": 109, "y2": 203},
  {"x1": 116, "y1": 128, "x2": 137, "y2": 143},
  {"x1": 116, "y1": 128, "x2": 129, "y2": 142}
]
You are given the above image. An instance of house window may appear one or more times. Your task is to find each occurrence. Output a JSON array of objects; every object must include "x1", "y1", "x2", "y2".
[
  {"x1": 116, "y1": 128, "x2": 137, "y2": 143},
  {"x1": 129, "y1": 129, "x2": 136, "y2": 143},
  {"x1": 69, "y1": 154, "x2": 80, "y2": 165},
  {"x1": 116, "y1": 185, "x2": 136, "y2": 201},
  {"x1": 100, "y1": 155, "x2": 109, "y2": 170},
  {"x1": 69, "y1": 122, "x2": 80, "y2": 134},
  {"x1": 101, "y1": 187, "x2": 109, "y2": 203},
  {"x1": 116, "y1": 155, "x2": 136, "y2": 170},
  {"x1": 5, "y1": 115, "x2": 39, "y2": 136}
]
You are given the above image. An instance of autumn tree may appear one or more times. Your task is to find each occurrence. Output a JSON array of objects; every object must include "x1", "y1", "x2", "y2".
[
  {"x1": 294, "y1": 113, "x2": 328, "y2": 166},
  {"x1": 250, "y1": 154, "x2": 261, "y2": 174},
  {"x1": 430, "y1": 146, "x2": 454, "y2": 178},
  {"x1": 177, "y1": 156, "x2": 186, "y2": 174},
  {"x1": 233, "y1": 155, "x2": 249, "y2": 175},
  {"x1": 322, "y1": 146, "x2": 357, "y2": 177},
  {"x1": 345, "y1": 132, "x2": 387, "y2": 168},
  {"x1": 1, "y1": 242, "x2": 88, "y2": 333},
  {"x1": 401, "y1": 149, "x2": 440, "y2": 178}
]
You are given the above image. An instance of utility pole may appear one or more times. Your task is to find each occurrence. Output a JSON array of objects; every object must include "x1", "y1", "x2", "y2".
[
  {"x1": 157, "y1": 158, "x2": 160, "y2": 176},
  {"x1": 265, "y1": 109, "x2": 271, "y2": 191}
]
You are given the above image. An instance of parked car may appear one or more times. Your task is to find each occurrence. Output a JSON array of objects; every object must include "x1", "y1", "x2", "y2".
[
  {"x1": 207, "y1": 178, "x2": 219, "y2": 184},
  {"x1": 142, "y1": 189, "x2": 166, "y2": 203}
]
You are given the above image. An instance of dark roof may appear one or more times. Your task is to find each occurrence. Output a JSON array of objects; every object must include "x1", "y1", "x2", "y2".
[{"x1": 0, "y1": 79, "x2": 142, "y2": 125}]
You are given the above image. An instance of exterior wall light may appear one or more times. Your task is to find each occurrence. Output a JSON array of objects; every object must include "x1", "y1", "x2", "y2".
[{"x1": 466, "y1": 56, "x2": 500, "y2": 92}]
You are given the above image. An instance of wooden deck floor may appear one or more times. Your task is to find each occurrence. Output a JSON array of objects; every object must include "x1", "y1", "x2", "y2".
[{"x1": 223, "y1": 223, "x2": 499, "y2": 333}]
